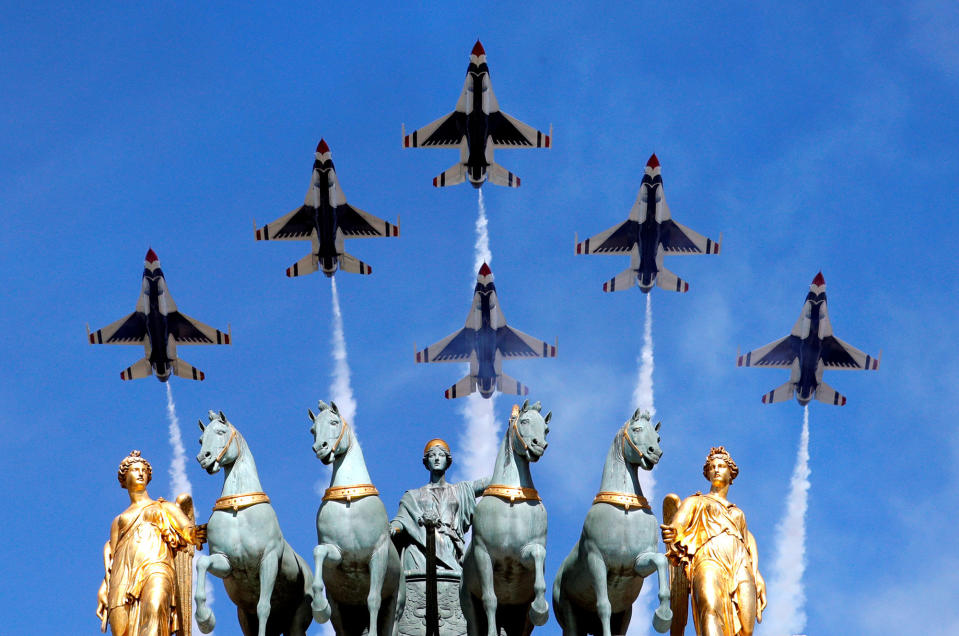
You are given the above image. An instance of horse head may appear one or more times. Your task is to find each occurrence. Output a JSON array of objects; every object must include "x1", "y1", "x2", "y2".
[
  {"x1": 196, "y1": 410, "x2": 239, "y2": 473},
  {"x1": 308, "y1": 400, "x2": 351, "y2": 465},
  {"x1": 621, "y1": 408, "x2": 662, "y2": 470},
  {"x1": 509, "y1": 399, "x2": 551, "y2": 462}
]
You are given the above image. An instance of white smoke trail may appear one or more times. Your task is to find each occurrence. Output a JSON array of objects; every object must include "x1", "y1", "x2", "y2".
[
  {"x1": 627, "y1": 294, "x2": 656, "y2": 636},
  {"x1": 165, "y1": 383, "x2": 212, "y2": 634},
  {"x1": 456, "y1": 189, "x2": 499, "y2": 481},
  {"x1": 329, "y1": 277, "x2": 357, "y2": 426},
  {"x1": 764, "y1": 406, "x2": 811, "y2": 635}
]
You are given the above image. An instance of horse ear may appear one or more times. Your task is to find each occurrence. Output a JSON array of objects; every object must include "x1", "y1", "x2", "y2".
[
  {"x1": 308, "y1": 408, "x2": 316, "y2": 422},
  {"x1": 655, "y1": 420, "x2": 661, "y2": 432},
  {"x1": 633, "y1": 407, "x2": 642, "y2": 421},
  {"x1": 330, "y1": 401, "x2": 340, "y2": 415},
  {"x1": 521, "y1": 399, "x2": 529, "y2": 412},
  {"x1": 197, "y1": 419, "x2": 205, "y2": 432},
  {"x1": 544, "y1": 411, "x2": 552, "y2": 425},
  {"x1": 218, "y1": 410, "x2": 226, "y2": 422}
]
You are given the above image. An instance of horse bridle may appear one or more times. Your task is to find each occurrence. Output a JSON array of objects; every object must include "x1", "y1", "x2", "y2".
[
  {"x1": 326, "y1": 415, "x2": 353, "y2": 457},
  {"x1": 509, "y1": 412, "x2": 533, "y2": 457},
  {"x1": 621, "y1": 424, "x2": 645, "y2": 460},
  {"x1": 214, "y1": 425, "x2": 238, "y2": 465}
]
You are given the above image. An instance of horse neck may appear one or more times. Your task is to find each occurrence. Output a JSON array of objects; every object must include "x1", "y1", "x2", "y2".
[
  {"x1": 490, "y1": 429, "x2": 534, "y2": 488},
  {"x1": 598, "y1": 431, "x2": 641, "y2": 496},
  {"x1": 221, "y1": 436, "x2": 264, "y2": 495},
  {"x1": 329, "y1": 432, "x2": 373, "y2": 487}
]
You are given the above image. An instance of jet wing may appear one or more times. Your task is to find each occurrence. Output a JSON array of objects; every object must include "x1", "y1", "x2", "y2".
[
  {"x1": 497, "y1": 326, "x2": 557, "y2": 360},
  {"x1": 821, "y1": 336, "x2": 880, "y2": 370},
  {"x1": 737, "y1": 336, "x2": 799, "y2": 368},
  {"x1": 89, "y1": 313, "x2": 147, "y2": 345},
  {"x1": 166, "y1": 312, "x2": 231, "y2": 345},
  {"x1": 405, "y1": 111, "x2": 466, "y2": 148},
  {"x1": 575, "y1": 221, "x2": 638, "y2": 255},
  {"x1": 661, "y1": 220, "x2": 721, "y2": 255},
  {"x1": 337, "y1": 204, "x2": 399, "y2": 238},
  {"x1": 255, "y1": 205, "x2": 315, "y2": 241},
  {"x1": 488, "y1": 111, "x2": 551, "y2": 148},
  {"x1": 415, "y1": 329, "x2": 474, "y2": 363}
]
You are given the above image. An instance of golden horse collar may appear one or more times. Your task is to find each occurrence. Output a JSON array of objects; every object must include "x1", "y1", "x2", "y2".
[
  {"x1": 593, "y1": 491, "x2": 650, "y2": 511},
  {"x1": 213, "y1": 492, "x2": 270, "y2": 512},
  {"x1": 323, "y1": 484, "x2": 379, "y2": 503},
  {"x1": 482, "y1": 484, "x2": 541, "y2": 503}
]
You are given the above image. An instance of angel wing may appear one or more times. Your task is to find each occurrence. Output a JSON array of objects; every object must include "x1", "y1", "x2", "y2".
[
  {"x1": 173, "y1": 494, "x2": 196, "y2": 636},
  {"x1": 662, "y1": 493, "x2": 689, "y2": 636}
]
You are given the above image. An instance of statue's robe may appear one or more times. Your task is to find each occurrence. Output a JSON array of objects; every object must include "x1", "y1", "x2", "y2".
[
  {"x1": 668, "y1": 493, "x2": 758, "y2": 636},
  {"x1": 108, "y1": 499, "x2": 199, "y2": 636},
  {"x1": 392, "y1": 480, "x2": 484, "y2": 574}
]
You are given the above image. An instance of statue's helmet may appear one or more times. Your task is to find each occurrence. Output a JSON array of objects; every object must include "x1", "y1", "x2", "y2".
[{"x1": 422, "y1": 438, "x2": 452, "y2": 467}]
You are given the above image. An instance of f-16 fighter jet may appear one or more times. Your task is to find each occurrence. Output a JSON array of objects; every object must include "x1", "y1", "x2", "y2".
[
  {"x1": 255, "y1": 139, "x2": 399, "y2": 277},
  {"x1": 402, "y1": 40, "x2": 551, "y2": 188},
  {"x1": 575, "y1": 154, "x2": 721, "y2": 293},
  {"x1": 737, "y1": 272, "x2": 880, "y2": 406},
  {"x1": 415, "y1": 263, "x2": 557, "y2": 399},
  {"x1": 87, "y1": 249, "x2": 231, "y2": 381}
]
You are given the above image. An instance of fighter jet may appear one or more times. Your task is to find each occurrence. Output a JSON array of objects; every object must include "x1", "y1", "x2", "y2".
[
  {"x1": 737, "y1": 273, "x2": 880, "y2": 406},
  {"x1": 402, "y1": 40, "x2": 551, "y2": 188},
  {"x1": 87, "y1": 249, "x2": 231, "y2": 381},
  {"x1": 254, "y1": 140, "x2": 399, "y2": 277},
  {"x1": 575, "y1": 154, "x2": 721, "y2": 293},
  {"x1": 415, "y1": 263, "x2": 557, "y2": 399}
]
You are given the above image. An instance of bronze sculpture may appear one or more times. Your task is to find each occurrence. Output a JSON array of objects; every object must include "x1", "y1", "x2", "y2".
[
  {"x1": 661, "y1": 447, "x2": 766, "y2": 636},
  {"x1": 96, "y1": 450, "x2": 205, "y2": 636}
]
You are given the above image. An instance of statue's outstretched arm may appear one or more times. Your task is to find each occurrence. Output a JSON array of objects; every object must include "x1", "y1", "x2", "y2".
[{"x1": 471, "y1": 476, "x2": 492, "y2": 496}]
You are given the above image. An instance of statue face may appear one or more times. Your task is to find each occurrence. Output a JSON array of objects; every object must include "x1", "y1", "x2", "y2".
[
  {"x1": 425, "y1": 448, "x2": 450, "y2": 473},
  {"x1": 706, "y1": 458, "x2": 732, "y2": 487},
  {"x1": 124, "y1": 461, "x2": 150, "y2": 491}
]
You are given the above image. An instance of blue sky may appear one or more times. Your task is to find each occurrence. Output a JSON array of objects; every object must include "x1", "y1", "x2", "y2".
[{"x1": 2, "y1": 2, "x2": 957, "y2": 634}]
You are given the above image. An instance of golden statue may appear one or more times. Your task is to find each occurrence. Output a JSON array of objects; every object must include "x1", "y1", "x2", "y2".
[
  {"x1": 661, "y1": 447, "x2": 766, "y2": 636},
  {"x1": 96, "y1": 451, "x2": 205, "y2": 636}
]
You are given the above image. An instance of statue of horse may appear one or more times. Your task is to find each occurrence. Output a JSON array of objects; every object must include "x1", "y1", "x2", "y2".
[
  {"x1": 194, "y1": 410, "x2": 314, "y2": 636},
  {"x1": 552, "y1": 409, "x2": 672, "y2": 636},
  {"x1": 309, "y1": 400, "x2": 402, "y2": 636},
  {"x1": 460, "y1": 400, "x2": 551, "y2": 636}
]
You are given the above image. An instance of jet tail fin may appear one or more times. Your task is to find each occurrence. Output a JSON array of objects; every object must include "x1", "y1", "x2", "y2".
[
  {"x1": 444, "y1": 374, "x2": 475, "y2": 399},
  {"x1": 172, "y1": 358, "x2": 206, "y2": 381},
  {"x1": 432, "y1": 163, "x2": 466, "y2": 187},
  {"x1": 602, "y1": 267, "x2": 637, "y2": 293},
  {"x1": 120, "y1": 358, "x2": 153, "y2": 381},
  {"x1": 339, "y1": 252, "x2": 373, "y2": 275},
  {"x1": 488, "y1": 161, "x2": 521, "y2": 188},
  {"x1": 286, "y1": 253, "x2": 318, "y2": 278},
  {"x1": 655, "y1": 267, "x2": 690, "y2": 293},
  {"x1": 496, "y1": 372, "x2": 530, "y2": 396},
  {"x1": 761, "y1": 380, "x2": 795, "y2": 404},
  {"x1": 815, "y1": 381, "x2": 847, "y2": 406}
]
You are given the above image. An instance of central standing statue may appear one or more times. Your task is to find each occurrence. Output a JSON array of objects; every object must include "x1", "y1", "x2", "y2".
[{"x1": 390, "y1": 439, "x2": 489, "y2": 635}]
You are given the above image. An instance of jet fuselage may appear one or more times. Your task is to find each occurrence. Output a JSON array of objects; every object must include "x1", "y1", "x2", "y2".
[
  {"x1": 143, "y1": 268, "x2": 172, "y2": 381},
  {"x1": 473, "y1": 281, "x2": 499, "y2": 397},
  {"x1": 311, "y1": 158, "x2": 341, "y2": 276},
  {"x1": 636, "y1": 172, "x2": 665, "y2": 292},
  {"x1": 464, "y1": 62, "x2": 492, "y2": 188},
  {"x1": 795, "y1": 291, "x2": 827, "y2": 405}
]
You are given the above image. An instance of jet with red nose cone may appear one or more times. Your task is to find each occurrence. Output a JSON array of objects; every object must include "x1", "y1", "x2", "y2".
[
  {"x1": 402, "y1": 40, "x2": 551, "y2": 189},
  {"x1": 575, "y1": 154, "x2": 721, "y2": 293},
  {"x1": 414, "y1": 263, "x2": 557, "y2": 399},
  {"x1": 86, "y1": 249, "x2": 232, "y2": 381},
  {"x1": 254, "y1": 139, "x2": 399, "y2": 277},
  {"x1": 737, "y1": 273, "x2": 881, "y2": 406}
]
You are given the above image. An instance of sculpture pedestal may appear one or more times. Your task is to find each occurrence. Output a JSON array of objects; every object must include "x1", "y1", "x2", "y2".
[{"x1": 396, "y1": 571, "x2": 467, "y2": 636}]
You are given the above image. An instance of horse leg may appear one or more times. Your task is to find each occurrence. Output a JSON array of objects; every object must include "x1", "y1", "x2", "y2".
[
  {"x1": 254, "y1": 548, "x2": 280, "y2": 636},
  {"x1": 366, "y1": 538, "x2": 390, "y2": 636},
  {"x1": 552, "y1": 569, "x2": 578, "y2": 636},
  {"x1": 472, "y1": 541, "x2": 499, "y2": 636},
  {"x1": 289, "y1": 551, "x2": 315, "y2": 636},
  {"x1": 635, "y1": 551, "x2": 672, "y2": 634},
  {"x1": 521, "y1": 543, "x2": 549, "y2": 626},
  {"x1": 585, "y1": 548, "x2": 612, "y2": 636},
  {"x1": 311, "y1": 543, "x2": 342, "y2": 623},
  {"x1": 195, "y1": 552, "x2": 231, "y2": 633},
  {"x1": 459, "y1": 562, "x2": 482, "y2": 636}
]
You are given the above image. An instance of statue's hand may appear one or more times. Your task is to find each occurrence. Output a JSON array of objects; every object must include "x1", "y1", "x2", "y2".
[
  {"x1": 757, "y1": 576, "x2": 767, "y2": 619},
  {"x1": 420, "y1": 506, "x2": 441, "y2": 527},
  {"x1": 194, "y1": 523, "x2": 208, "y2": 546},
  {"x1": 96, "y1": 581, "x2": 108, "y2": 627},
  {"x1": 660, "y1": 524, "x2": 677, "y2": 543}
]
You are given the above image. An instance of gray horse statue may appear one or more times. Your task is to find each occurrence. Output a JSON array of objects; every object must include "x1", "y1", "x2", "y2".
[
  {"x1": 460, "y1": 400, "x2": 551, "y2": 636},
  {"x1": 552, "y1": 409, "x2": 671, "y2": 636},
  {"x1": 194, "y1": 410, "x2": 314, "y2": 636},
  {"x1": 309, "y1": 400, "x2": 402, "y2": 636}
]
